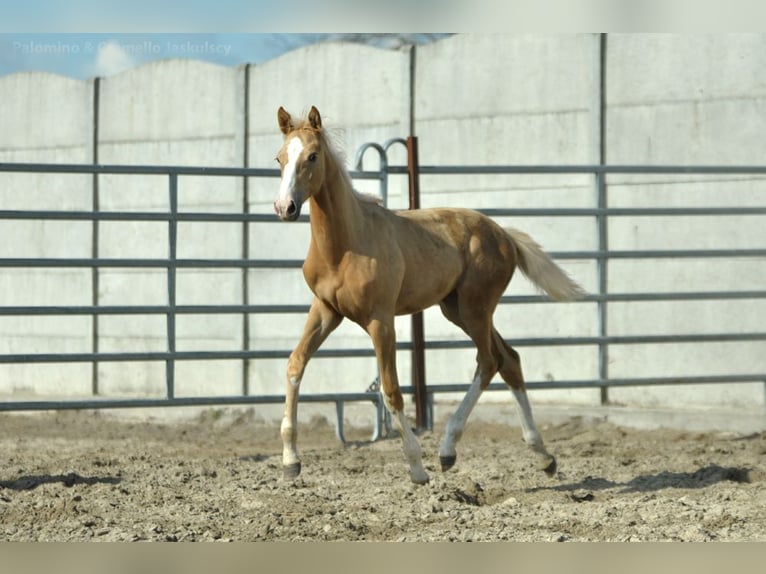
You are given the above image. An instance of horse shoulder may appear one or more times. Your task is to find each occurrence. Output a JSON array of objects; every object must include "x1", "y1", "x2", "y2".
[{"x1": 300, "y1": 246, "x2": 385, "y2": 323}]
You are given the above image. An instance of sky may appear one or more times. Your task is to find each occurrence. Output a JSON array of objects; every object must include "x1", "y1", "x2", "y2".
[
  {"x1": 0, "y1": 0, "x2": 427, "y2": 32},
  {"x1": 0, "y1": 34, "x2": 326, "y2": 79},
  {"x1": 0, "y1": 0, "x2": 759, "y2": 81},
  {"x1": 0, "y1": 32, "x2": 454, "y2": 80},
  {"x1": 0, "y1": 0, "x2": 460, "y2": 80}
]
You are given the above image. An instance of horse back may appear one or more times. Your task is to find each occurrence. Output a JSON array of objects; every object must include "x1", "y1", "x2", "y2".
[{"x1": 390, "y1": 207, "x2": 513, "y2": 314}]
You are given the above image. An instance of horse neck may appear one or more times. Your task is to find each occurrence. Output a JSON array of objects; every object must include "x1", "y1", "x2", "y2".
[{"x1": 308, "y1": 155, "x2": 363, "y2": 264}]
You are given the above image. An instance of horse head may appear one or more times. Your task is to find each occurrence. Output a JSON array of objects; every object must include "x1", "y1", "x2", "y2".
[{"x1": 274, "y1": 106, "x2": 326, "y2": 221}]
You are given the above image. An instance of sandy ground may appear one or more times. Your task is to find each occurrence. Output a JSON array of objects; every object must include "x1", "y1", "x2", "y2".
[{"x1": 1, "y1": 408, "x2": 765, "y2": 542}]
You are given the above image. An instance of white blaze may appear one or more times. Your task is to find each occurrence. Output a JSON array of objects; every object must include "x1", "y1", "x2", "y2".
[{"x1": 278, "y1": 137, "x2": 305, "y2": 203}]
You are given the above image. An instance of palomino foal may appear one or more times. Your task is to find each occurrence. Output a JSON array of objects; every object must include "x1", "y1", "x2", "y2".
[{"x1": 274, "y1": 106, "x2": 584, "y2": 485}]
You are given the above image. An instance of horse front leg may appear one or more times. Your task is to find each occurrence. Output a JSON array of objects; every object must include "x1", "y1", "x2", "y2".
[
  {"x1": 366, "y1": 317, "x2": 429, "y2": 485},
  {"x1": 281, "y1": 297, "x2": 342, "y2": 479}
]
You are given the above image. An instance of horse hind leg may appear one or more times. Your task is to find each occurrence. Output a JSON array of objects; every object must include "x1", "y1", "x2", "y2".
[
  {"x1": 438, "y1": 294, "x2": 499, "y2": 472},
  {"x1": 492, "y1": 330, "x2": 557, "y2": 476},
  {"x1": 439, "y1": 363, "x2": 492, "y2": 472}
]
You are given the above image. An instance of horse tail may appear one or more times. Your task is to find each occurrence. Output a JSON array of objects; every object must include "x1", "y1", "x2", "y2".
[{"x1": 506, "y1": 227, "x2": 586, "y2": 302}]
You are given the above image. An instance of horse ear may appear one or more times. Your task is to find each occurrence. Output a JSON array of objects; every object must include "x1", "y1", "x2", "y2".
[
  {"x1": 278, "y1": 107, "x2": 293, "y2": 135},
  {"x1": 308, "y1": 106, "x2": 322, "y2": 130}
]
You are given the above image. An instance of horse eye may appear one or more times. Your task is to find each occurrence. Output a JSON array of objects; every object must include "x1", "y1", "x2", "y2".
[{"x1": 308, "y1": 152, "x2": 318, "y2": 163}]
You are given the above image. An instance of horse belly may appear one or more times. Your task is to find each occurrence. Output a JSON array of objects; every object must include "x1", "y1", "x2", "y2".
[
  {"x1": 392, "y1": 212, "x2": 469, "y2": 315},
  {"x1": 395, "y1": 258, "x2": 462, "y2": 316}
]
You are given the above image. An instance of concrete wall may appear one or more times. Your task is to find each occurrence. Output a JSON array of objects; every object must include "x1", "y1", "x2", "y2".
[
  {"x1": 96, "y1": 59, "x2": 244, "y2": 398},
  {"x1": 0, "y1": 72, "x2": 95, "y2": 396},
  {"x1": 414, "y1": 34, "x2": 602, "y2": 406},
  {"x1": 603, "y1": 34, "x2": 766, "y2": 409},
  {"x1": 1, "y1": 34, "x2": 764, "y2": 416}
]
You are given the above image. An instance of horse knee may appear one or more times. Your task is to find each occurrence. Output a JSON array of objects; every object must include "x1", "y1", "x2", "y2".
[{"x1": 286, "y1": 353, "x2": 306, "y2": 384}]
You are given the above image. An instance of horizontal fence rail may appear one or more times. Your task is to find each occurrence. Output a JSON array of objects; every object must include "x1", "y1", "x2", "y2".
[
  {"x1": 1, "y1": 156, "x2": 765, "y2": 437},
  {"x1": 412, "y1": 163, "x2": 766, "y2": 422},
  {"x1": 0, "y1": 160, "x2": 389, "y2": 441}
]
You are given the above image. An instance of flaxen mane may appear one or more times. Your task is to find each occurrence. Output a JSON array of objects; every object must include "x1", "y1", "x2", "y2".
[{"x1": 292, "y1": 116, "x2": 382, "y2": 206}]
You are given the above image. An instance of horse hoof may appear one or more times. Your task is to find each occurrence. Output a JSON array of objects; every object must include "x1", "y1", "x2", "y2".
[
  {"x1": 283, "y1": 462, "x2": 301, "y2": 480},
  {"x1": 440, "y1": 455, "x2": 457, "y2": 472},
  {"x1": 542, "y1": 456, "x2": 557, "y2": 477},
  {"x1": 411, "y1": 473, "x2": 430, "y2": 485}
]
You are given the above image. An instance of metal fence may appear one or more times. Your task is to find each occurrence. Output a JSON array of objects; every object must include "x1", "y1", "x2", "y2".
[
  {"x1": 2, "y1": 150, "x2": 766, "y2": 438},
  {"x1": 408, "y1": 164, "x2": 766, "y2": 424},
  {"x1": 0, "y1": 160, "x2": 392, "y2": 441}
]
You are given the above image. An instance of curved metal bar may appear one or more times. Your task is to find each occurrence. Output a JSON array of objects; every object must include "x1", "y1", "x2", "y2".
[
  {"x1": 353, "y1": 142, "x2": 386, "y2": 171},
  {"x1": 353, "y1": 142, "x2": 389, "y2": 206},
  {"x1": 383, "y1": 137, "x2": 407, "y2": 152}
]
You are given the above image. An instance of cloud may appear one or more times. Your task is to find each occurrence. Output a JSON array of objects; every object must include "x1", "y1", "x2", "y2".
[{"x1": 94, "y1": 40, "x2": 135, "y2": 76}]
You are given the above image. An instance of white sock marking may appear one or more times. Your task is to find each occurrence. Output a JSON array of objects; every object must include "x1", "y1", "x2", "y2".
[
  {"x1": 391, "y1": 409, "x2": 428, "y2": 484},
  {"x1": 512, "y1": 388, "x2": 542, "y2": 447},
  {"x1": 440, "y1": 373, "x2": 483, "y2": 459}
]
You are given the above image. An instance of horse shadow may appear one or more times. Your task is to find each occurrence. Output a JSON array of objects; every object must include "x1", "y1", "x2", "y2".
[
  {"x1": 531, "y1": 464, "x2": 752, "y2": 495},
  {"x1": 0, "y1": 472, "x2": 121, "y2": 491},
  {"x1": 238, "y1": 454, "x2": 272, "y2": 463}
]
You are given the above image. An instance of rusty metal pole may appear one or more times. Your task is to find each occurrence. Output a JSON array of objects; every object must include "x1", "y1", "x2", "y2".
[{"x1": 406, "y1": 136, "x2": 428, "y2": 430}]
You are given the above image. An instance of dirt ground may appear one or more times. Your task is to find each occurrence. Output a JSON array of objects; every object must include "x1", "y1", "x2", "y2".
[{"x1": 1, "y1": 408, "x2": 765, "y2": 542}]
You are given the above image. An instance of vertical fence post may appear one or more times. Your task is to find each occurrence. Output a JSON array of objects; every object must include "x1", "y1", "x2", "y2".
[
  {"x1": 595, "y1": 33, "x2": 610, "y2": 404},
  {"x1": 596, "y1": 169, "x2": 609, "y2": 404},
  {"x1": 90, "y1": 77, "x2": 101, "y2": 396},
  {"x1": 240, "y1": 63, "x2": 251, "y2": 397},
  {"x1": 166, "y1": 172, "x2": 178, "y2": 400},
  {"x1": 406, "y1": 136, "x2": 428, "y2": 430}
]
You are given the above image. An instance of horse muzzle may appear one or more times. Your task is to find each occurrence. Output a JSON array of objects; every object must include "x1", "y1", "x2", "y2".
[{"x1": 274, "y1": 196, "x2": 303, "y2": 222}]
